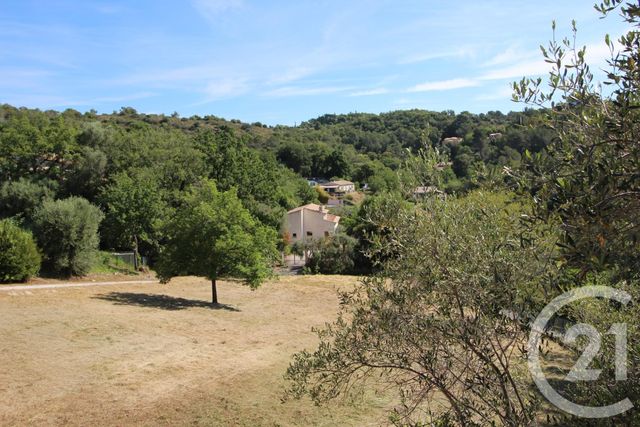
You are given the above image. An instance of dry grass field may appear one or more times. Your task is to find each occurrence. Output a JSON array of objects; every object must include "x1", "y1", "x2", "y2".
[{"x1": 0, "y1": 275, "x2": 391, "y2": 426}]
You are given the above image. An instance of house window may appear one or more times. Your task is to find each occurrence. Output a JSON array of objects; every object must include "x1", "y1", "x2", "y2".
[
  {"x1": 292, "y1": 233, "x2": 297, "y2": 238},
  {"x1": 306, "y1": 231, "x2": 313, "y2": 236}
]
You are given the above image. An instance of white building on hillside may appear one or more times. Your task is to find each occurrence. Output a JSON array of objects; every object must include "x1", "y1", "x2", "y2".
[
  {"x1": 286, "y1": 204, "x2": 340, "y2": 243},
  {"x1": 319, "y1": 180, "x2": 355, "y2": 195}
]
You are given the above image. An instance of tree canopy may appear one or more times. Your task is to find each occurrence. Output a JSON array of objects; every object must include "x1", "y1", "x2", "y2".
[{"x1": 155, "y1": 180, "x2": 278, "y2": 304}]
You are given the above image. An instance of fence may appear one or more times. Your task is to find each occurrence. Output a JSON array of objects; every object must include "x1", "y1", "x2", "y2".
[{"x1": 110, "y1": 252, "x2": 139, "y2": 268}]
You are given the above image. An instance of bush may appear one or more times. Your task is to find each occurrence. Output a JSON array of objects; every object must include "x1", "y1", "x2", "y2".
[
  {"x1": 303, "y1": 234, "x2": 358, "y2": 274},
  {"x1": 0, "y1": 178, "x2": 56, "y2": 221},
  {"x1": 33, "y1": 197, "x2": 104, "y2": 276},
  {"x1": 286, "y1": 192, "x2": 557, "y2": 425},
  {"x1": 0, "y1": 219, "x2": 41, "y2": 282},
  {"x1": 314, "y1": 186, "x2": 330, "y2": 204}
]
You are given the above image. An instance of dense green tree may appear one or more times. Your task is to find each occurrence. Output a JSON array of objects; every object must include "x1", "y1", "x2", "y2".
[
  {"x1": 0, "y1": 219, "x2": 41, "y2": 282},
  {"x1": 345, "y1": 192, "x2": 412, "y2": 273},
  {"x1": 195, "y1": 128, "x2": 313, "y2": 227},
  {"x1": 451, "y1": 145, "x2": 475, "y2": 178},
  {"x1": 284, "y1": 172, "x2": 317, "y2": 206},
  {"x1": 32, "y1": 197, "x2": 104, "y2": 276},
  {"x1": 314, "y1": 186, "x2": 330, "y2": 204},
  {"x1": 514, "y1": 2, "x2": 639, "y2": 279},
  {"x1": 0, "y1": 178, "x2": 56, "y2": 222},
  {"x1": 398, "y1": 144, "x2": 451, "y2": 194},
  {"x1": 155, "y1": 180, "x2": 278, "y2": 304},
  {"x1": 302, "y1": 234, "x2": 358, "y2": 274},
  {"x1": 323, "y1": 148, "x2": 351, "y2": 179},
  {"x1": 367, "y1": 166, "x2": 399, "y2": 193},
  {"x1": 76, "y1": 121, "x2": 114, "y2": 149},
  {"x1": 513, "y1": 2, "x2": 640, "y2": 422},
  {"x1": 351, "y1": 161, "x2": 377, "y2": 185},
  {"x1": 99, "y1": 169, "x2": 167, "y2": 264},
  {"x1": 276, "y1": 142, "x2": 313, "y2": 176},
  {"x1": 0, "y1": 113, "x2": 79, "y2": 182},
  {"x1": 63, "y1": 146, "x2": 107, "y2": 200}
]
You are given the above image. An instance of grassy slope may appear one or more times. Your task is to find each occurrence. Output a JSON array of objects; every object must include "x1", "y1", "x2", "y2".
[{"x1": 89, "y1": 251, "x2": 138, "y2": 275}]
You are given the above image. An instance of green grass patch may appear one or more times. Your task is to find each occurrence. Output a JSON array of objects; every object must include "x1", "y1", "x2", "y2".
[{"x1": 90, "y1": 251, "x2": 137, "y2": 275}]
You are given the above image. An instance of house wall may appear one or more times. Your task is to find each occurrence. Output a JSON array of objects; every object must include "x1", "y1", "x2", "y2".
[
  {"x1": 287, "y1": 209, "x2": 303, "y2": 242},
  {"x1": 320, "y1": 182, "x2": 354, "y2": 194},
  {"x1": 338, "y1": 184, "x2": 355, "y2": 193},
  {"x1": 322, "y1": 186, "x2": 338, "y2": 194},
  {"x1": 287, "y1": 209, "x2": 338, "y2": 243}
]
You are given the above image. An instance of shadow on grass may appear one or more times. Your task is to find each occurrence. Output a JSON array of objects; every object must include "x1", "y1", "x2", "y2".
[{"x1": 94, "y1": 292, "x2": 240, "y2": 312}]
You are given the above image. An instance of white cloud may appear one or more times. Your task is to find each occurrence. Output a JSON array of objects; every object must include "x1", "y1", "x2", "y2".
[
  {"x1": 114, "y1": 64, "x2": 232, "y2": 88},
  {"x1": 407, "y1": 78, "x2": 479, "y2": 92},
  {"x1": 349, "y1": 87, "x2": 389, "y2": 97},
  {"x1": 267, "y1": 67, "x2": 316, "y2": 85},
  {"x1": 264, "y1": 85, "x2": 353, "y2": 97},
  {"x1": 474, "y1": 85, "x2": 514, "y2": 101},
  {"x1": 392, "y1": 97, "x2": 414, "y2": 106},
  {"x1": 584, "y1": 40, "x2": 619, "y2": 68},
  {"x1": 480, "y1": 58, "x2": 551, "y2": 81},
  {"x1": 479, "y1": 38, "x2": 621, "y2": 82},
  {"x1": 391, "y1": 98, "x2": 431, "y2": 109},
  {"x1": 203, "y1": 78, "x2": 249, "y2": 100},
  {"x1": 399, "y1": 47, "x2": 474, "y2": 65},
  {"x1": 482, "y1": 45, "x2": 532, "y2": 68}
]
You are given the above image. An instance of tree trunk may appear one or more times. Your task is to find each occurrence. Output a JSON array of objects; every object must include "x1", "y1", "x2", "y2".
[
  {"x1": 211, "y1": 278, "x2": 218, "y2": 305},
  {"x1": 133, "y1": 234, "x2": 140, "y2": 271}
]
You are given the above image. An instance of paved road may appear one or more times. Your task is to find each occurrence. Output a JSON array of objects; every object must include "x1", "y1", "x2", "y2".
[{"x1": 0, "y1": 279, "x2": 158, "y2": 291}]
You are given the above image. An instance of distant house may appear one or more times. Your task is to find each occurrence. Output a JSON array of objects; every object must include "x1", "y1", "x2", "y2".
[
  {"x1": 286, "y1": 204, "x2": 340, "y2": 243},
  {"x1": 442, "y1": 136, "x2": 463, "y2": 145},
  {"x1": 306, "y1": 178, "x2": 329, "y2": 187},
  {"x1": 413, "y1": 186, "x2": 444, "y2": 199},
  {"x1": 488, "y1": 132, "x2": 503, "y2": 141},
  {"x1": 319, "y1": 180, "x2": 355, "y2": 195}
]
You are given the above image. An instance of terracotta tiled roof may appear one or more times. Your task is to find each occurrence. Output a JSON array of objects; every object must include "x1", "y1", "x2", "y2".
[
  {"x1": 325, "y1": 214, "x2": 340, "y2": 223},
  {"x1": 286, "y1": 204, "x2": 341, "y2": 224},
  {"x1": 287, "y1": 203, "x2": 321, "y2": 214}
]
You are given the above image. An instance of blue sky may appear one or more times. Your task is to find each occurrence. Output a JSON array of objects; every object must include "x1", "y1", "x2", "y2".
[{"x1": 0, "y1": 0, "x2": 630, "y2": 125}]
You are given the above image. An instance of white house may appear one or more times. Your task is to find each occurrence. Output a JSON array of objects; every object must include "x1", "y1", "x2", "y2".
[
  {"x1": 286, "y1": 204, "x2": 340, "y2": 243},
  {"x1": 319, "y1": 180, "x2": 355, "y2": 195},
  {"x1": 413, "y1": 186, "x2": 444, "y2": 198},
  {"x1": 442, "y1": 136, "x2": 463, "y2": 145}
]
